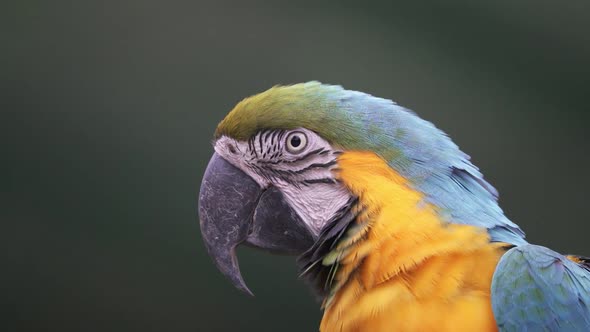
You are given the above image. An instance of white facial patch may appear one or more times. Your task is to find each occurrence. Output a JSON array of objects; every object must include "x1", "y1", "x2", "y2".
[
  {"x1": 214, "y1": 128, "x2": 352, "y2": 237},
  {"x1": 274, "y1": 179, "x2": 351, "y2": 235}
]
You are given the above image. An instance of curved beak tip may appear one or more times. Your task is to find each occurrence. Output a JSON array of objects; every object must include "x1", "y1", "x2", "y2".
[
  {"x1": 235, "y1": 281, "x2": 255, "y2": 297},
  {"x1": 198, "y1": 153, "x2": 260, "y2": 295},
  {"x1": 218, "y1": 246, "x2": 254, "y2": 296}
]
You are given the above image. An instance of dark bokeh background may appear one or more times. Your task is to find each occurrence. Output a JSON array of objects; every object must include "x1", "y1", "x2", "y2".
[{"x1": 4, "y1": 1, "x2": 589, "y2": 331}]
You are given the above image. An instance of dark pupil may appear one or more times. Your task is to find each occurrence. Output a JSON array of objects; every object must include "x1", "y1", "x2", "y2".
[{"x1": 290, "y1": 136, "x2": 301, "y2": 148}]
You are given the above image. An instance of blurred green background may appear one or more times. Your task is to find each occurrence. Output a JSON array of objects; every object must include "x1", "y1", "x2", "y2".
[{"x1": 4, "y1": 1, "x2": 590, "y2": 331}]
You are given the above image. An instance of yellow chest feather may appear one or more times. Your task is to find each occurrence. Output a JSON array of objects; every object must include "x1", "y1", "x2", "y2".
[{"x1": 319, "y1": 152, "x2": 504, "y2": 332}]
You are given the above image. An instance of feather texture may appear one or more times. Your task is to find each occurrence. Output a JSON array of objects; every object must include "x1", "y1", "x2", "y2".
[
  {"x1": 492, "y1": 245, "x2": 590, "y2": 331},
  {"x1": 317, "y1": 151, "x2": 505, "y2": 332},
  {"x1": 217, "y1": 82, "x2": 526, "y2": 245}
]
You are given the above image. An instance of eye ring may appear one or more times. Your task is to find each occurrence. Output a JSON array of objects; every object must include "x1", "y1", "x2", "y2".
[{"x1": 285, "y1": 131, "x2": 308, "y2": 154}]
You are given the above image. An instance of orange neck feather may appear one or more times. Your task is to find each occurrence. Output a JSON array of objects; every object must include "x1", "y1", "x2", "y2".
[{"x1": 319, "y1": 151, "x2": 504, "y2": 332}]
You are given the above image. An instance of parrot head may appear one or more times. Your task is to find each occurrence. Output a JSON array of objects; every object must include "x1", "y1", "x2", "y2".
[{"x1": 198, "y1": 82, "x2": 525, "y2": 295}]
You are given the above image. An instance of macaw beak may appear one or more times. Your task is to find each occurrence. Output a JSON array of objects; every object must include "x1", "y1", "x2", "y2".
[{"x1": 198, "y1": 153, "x2": 315, "y2": 295}]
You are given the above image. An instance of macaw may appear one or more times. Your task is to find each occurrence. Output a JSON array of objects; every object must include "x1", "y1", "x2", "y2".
[{"x1": 198, "y1": 82, "x2": 590, "y2": 331}]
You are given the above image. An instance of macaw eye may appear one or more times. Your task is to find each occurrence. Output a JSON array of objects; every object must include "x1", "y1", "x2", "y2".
[{"x1": 285, "y1": 131, "x2": 307, "y2": 154}]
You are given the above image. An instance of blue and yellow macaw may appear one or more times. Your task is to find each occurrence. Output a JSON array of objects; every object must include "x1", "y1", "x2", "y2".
[{"x1": 198, "y1": 82, "x2": 590, "y2": 331}]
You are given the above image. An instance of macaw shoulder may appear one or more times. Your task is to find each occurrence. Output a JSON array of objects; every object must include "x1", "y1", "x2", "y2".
[{"x1": 491, "y1": 244, "x2": 590, "y2": 331}]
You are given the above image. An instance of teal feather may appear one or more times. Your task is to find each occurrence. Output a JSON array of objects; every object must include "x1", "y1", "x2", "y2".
[{"x1": 492, "y1": 245, "x2": 590, "y2": 331}]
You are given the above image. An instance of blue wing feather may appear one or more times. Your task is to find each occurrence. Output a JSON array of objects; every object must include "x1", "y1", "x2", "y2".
[{"x1": 492, "y1": 244, "x2": 590, "y2": 331}]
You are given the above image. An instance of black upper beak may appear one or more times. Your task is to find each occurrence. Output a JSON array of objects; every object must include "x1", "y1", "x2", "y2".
[{"x1": 198, "y1": 153, "x2": 315, "y2": 295}]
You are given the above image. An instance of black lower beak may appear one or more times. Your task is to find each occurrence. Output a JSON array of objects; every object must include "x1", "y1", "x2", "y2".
[{"x1": 198, "y1": 153, "x2": 314, "y2": 295}]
